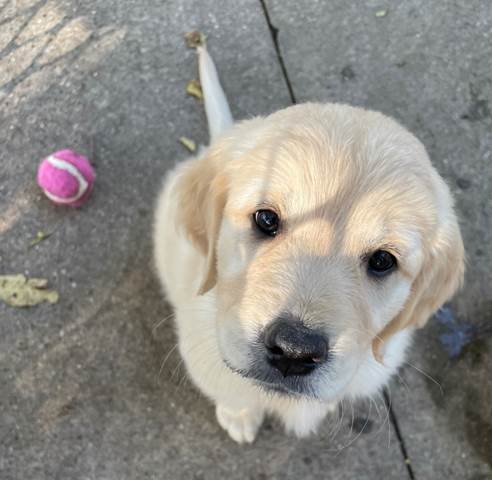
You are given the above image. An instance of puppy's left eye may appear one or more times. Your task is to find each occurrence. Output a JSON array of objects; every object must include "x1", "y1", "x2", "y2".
[{"x1": 368, "y1": 250, "x2": 397, "y2": 277}]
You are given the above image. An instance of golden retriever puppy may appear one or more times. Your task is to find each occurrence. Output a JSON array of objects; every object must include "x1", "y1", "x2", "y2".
[{"x1": 153, "y1": 103, "x2": 464, "y2": 443}]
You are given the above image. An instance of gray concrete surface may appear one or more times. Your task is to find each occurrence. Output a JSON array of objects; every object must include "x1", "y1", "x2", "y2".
[{"x1": 0, "y1": 0, "x2": 490, "y2": 478}]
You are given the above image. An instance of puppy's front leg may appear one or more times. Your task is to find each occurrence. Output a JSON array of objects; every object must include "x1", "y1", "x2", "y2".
[{"x1": 215, "y1": 404, "x2": 264, "y2": 444}]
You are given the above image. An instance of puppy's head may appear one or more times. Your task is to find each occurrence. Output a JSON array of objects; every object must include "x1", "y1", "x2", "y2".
[{"x1": 175, "y1": 103, "x2": 464, "y2": 400}]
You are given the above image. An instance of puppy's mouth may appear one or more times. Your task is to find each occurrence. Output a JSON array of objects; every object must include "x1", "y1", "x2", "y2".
[{"x1": 222, "y1": 357, "x2": 323, "y2": 399}]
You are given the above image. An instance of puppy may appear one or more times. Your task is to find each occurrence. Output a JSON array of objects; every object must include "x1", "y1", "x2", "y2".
[{"x1": 153, "y1": 102, "x2": 464, "y2": 443}]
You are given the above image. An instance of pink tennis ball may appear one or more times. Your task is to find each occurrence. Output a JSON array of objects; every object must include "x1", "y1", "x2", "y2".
[{"x1": 37, "y1": 150, "x2": 95, "y2": 207}]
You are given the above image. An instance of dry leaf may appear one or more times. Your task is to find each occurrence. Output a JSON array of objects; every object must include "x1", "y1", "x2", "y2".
[
  {"x1": 186, "y1": 79, "x2": 203, "y2": 100},
  {"x1": 375, "y1": 9, "x2": 388, "y2": 17},
  {"x1": 0, "y1": 274, "x2": 59, "y2": 307},
  {"x1": 179, "y1": 136, "x2": 196, "y2": 152},
  {"x1": 185, "y1": 31, "x2": 206, "y2": 49}
]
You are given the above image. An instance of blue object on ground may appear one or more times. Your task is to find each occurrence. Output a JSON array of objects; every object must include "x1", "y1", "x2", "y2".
[{"x1": 435, "y1": 306, "x2": 492, "y2": 358}]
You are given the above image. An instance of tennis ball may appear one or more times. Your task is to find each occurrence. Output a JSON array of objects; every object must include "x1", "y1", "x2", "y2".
[{"x1": 37, "y1": 150, "x2": 95, "y2": 207}]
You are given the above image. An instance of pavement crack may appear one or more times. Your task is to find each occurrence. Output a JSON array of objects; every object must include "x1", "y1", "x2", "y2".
[
  {"x1": 384, "y1": 389, "x2": 416, "y2": 480},
  {"x1": 259, "y1": 0, "x2": 297, "y2": 104}
]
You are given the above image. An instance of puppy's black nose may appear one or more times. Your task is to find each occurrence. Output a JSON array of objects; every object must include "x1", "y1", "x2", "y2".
[{"x1": 264, "y1": 317, "x2": 328, "y2": 377}]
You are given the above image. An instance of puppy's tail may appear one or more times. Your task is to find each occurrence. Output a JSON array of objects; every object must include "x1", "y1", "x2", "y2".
[{"x1": 197, "y1": 45, "x2": 233, "y2": 142}]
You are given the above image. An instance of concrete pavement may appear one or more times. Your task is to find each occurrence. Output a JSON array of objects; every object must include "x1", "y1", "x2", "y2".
[{"x1": 1, "y1": 0, "x2": 491, "y2": 478}]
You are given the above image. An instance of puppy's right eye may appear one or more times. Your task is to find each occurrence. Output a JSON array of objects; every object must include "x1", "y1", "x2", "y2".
[{"x1": 254, "y1": 209, "x2": 279, "y2": 237}]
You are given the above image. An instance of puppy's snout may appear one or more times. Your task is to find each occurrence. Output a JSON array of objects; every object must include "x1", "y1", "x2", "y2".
[{"x1": 264, "y1": 317, "x2": 328, "y2": 377}]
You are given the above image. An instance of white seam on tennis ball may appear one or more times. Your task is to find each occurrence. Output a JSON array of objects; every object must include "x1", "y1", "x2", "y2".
[{"x1": 43, "y1": 155, "x2": 89, "y2": 203}]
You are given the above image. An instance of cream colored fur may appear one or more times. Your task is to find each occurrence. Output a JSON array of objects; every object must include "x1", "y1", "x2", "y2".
[{"x1": 153, "y1": 103, "x2": 464, "y2": 443}]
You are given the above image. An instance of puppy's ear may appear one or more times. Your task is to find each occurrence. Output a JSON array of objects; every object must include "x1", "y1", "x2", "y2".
[
  {"x1": 373, "y1": 198, "x2": 464, "y2": 361},
  {"x1": 174, "y1": 151, "x2": 228, "y2": 295}
]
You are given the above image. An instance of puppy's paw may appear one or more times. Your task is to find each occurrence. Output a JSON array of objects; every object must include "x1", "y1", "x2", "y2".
[
  {"x1": 281, "y1": 401, "x2": 335, "y2": 438},
  {"x1": 216, "y1": 404, "x2": 264, "y2": 444},
  {"x1": 326, "y1": 402, "x2": 338, "y2": 414}
]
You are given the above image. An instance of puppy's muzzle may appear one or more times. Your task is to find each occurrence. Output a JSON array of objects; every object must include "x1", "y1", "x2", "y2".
[{"x1": 264, "y1": 317, "x2": 329, "y2": 377}]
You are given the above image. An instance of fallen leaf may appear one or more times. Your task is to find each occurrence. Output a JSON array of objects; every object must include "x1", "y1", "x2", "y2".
[
  {"x1": 0, "y1": 274, "x2": 59, "y2": 307},
  {"x1": 375, "y1": 9, "x2": 388, "y2": 17},
  {"x1": 185, "y1": 30, "x2": 206, "y2": 48},
  {"x1": 29, "y1": 230, "x2": 54, "y2": 248},
  {"x1": 186, "y1": 79, "x2": 203, "y2": 100},
  {"x1": 179, "y1": 136, "x2": 197, "y2": 152}
]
